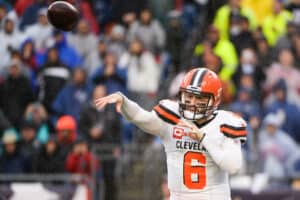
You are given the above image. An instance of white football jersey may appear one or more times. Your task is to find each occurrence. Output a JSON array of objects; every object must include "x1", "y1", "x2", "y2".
[{"x1": 152, "y1": 99, "x2": 247, "y2": 200}]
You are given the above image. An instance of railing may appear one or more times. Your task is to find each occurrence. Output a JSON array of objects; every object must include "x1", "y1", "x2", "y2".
[{"x1": 1, "y1": 143, "x2": 299, "y2": 200}]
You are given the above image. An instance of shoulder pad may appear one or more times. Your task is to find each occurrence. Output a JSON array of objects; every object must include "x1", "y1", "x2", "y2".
[
  {"x1": 217, "y1": 110, "x2": 247, "y2": 142},
  {"x1": 153, "y1": 99, "x2": 181, "y2": 125}
]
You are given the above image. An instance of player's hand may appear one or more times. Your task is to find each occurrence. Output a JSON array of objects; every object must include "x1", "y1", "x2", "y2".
[
  {"x1": 94, "y1": 92, "x2": 123, "y2": 113},
  {"x1": 177, "y1": 120, "x2": 205, "y2": 141}
]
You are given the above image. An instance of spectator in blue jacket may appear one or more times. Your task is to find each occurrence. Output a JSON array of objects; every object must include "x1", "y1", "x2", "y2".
[
  {"x1": 265, "y1": 79, "x2": 300, "y2": 144},
  {"x1": 52, "y1": 68, "x2": 92, "y2": 122},
  {"x1": 37, "y1": 30, "x2": 83, "y2": 69},
  {"x1": 92, "y1": 52, "x2": 127, "y2": 95},
  {"x1": 230, "y1": 87, "x2": 261, "y2": 121}
]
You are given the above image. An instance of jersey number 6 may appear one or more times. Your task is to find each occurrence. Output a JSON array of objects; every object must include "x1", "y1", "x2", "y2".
[{"x1": 183, "y1": 151, "x2": 206, "y2": 189}]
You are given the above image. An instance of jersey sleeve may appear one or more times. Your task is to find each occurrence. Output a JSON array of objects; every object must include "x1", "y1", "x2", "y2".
[
  {"x1": 219, "y1": 112, "x2": 247, "y2": 143},
  {"x1": 120, "y1": 94, "x2": 166, "y2": 137},
  {"x1": 153, "y1": 99, "x2": 181, "y2": 125}
]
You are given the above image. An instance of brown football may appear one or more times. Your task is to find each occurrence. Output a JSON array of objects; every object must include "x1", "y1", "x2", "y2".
[{"x1": 47, "y1": 1, "x2": 79, "y2": 31}]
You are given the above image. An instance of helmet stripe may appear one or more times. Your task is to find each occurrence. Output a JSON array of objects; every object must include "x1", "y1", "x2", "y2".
[{"x1": 192, "y1": 69, "x2": 207, "y2": 87}]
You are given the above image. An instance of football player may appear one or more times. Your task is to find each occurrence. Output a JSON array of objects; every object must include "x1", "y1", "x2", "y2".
[{"x1": 95, "y1": 68, "x2": 247, "y2": 200}]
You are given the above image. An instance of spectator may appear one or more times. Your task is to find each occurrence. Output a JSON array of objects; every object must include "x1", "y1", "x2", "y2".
[
  {"x1": 107, "y1": 24, "x2": 127, "y2": 60},
  {"x1": 194, "y1": 25, "x2": 238, "y2": 80},
  {"x1": 274, "y1": 21, "x2": 298, "y2": 57},
  {"x1": 56, "y1": 115, "x2": 77, "y2": 159},
  {"x1": 32, "y1": 136, "x2": 65, "y2": 173},
  {"x1": 0, "y1": 15, "x2": 25, "y2": 69},
  {"x1": 119, "y1": 39, "x2": 161, "y2": 108},
  {"x1": 65, "y1": 139, "x2": 93, "y2": 176},
  {"x1": 127, "y1": 9, "x2": 166, "y2": 54},
  {"x1": 79, "y1": 85, "x2": 121, "y2": 200},
  {"x1": 213, "y1": 0, "x2": 256, "y2": 40},
  {"x1": 258, "y1": 113, "x2": 300, "y2": 179},
  {"x1": 255, "y1": 35, "x2": 274, "y2": 68},
  {"x1": 232, "y1": 48, "x2": 265, "y2": 92},
  {"x1": 79, "y1": 85, "x2": 121, "y2": 145},
  {"x1": 264, "y1": 49, "x2": 300, "y2": 104},
  {"x1": 0, "y1": 129, "x2": 29, "y2": 173},
  {"x1": 44, "y1": 30, "x2": 83, "y2": 69},
  {"x1": 265, "y1": 79, "x2": 300, "y2": 143},
  {"x1": 230, "y1": 87, "x2": 261, "y2": 122},
  {"x1": 262, "y1": 0, "x2": 293, "y2": 46},
  {"x1": 92, "y1": 52, "x2": 127, "y2": 95},
  {"x1": 20, "y1": 38, "x2": 37, "y2": 72},
  {"x1": 229, "y1": 15, "x2": 256, "y2": 54},
  {"x1": 67, "y1": 19, "x2": 98, "y2": 59},
  {"x1": 52, "y1": 68, "x2": 92, "y2": 121},
  {"x1": 24, "y1": 8, "x2": 53, "y2": 51},
  {"x1": 0, "y1": 59, "x2": 34, "y2": 128},
  {"x1": 84, "y1": 37, "x2": 107, "y2": 77},
  {"x1": 24, "y1": 102, "x2": 51, "y2": 144},
  {"x1": 37, "y1": 47, "x2": 70, "y2": 114},
  {"x1": 19, "y1": 120, "x2": 40, "y2": 161}
]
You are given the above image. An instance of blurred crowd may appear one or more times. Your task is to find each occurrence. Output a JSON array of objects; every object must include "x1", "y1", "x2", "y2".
[{"x1": 1, "y1": 0, "x2": 300, "y2": 199}]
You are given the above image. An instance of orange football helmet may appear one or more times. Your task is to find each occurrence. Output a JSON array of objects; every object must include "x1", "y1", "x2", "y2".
[{"x1": 179, "y1": 68, "x2": 222, "y2": 120}]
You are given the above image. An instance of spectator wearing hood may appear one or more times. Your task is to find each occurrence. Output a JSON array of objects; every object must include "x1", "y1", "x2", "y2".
[
  {"x1": 0, "y1": 14, "x2": 26, "y2": 69},
  {"x1": 258, "y1": 113, "x2": 300, "y2": 179},
  {"x1": 56, "y1": 115, "x2": 77, "y2": 159},
  {"x1": 265, "y1": 79, "x2": 300, "y2": 143},
  {"x1": 0, "y1": 129, "x2": 30, "y2": 173},
  {"x1": 38, "y1": 30, "x2": 83, "y2": 69},
  {"x1": 52, "y1": 68, "x2": 92, "y2": 122},
  {"x1": 20, "y1": 38, "x2": 37, "y2": 71},
  {"x1": 0, "y1": 59, "x2": 35, "y2": 128},
  {"x1": 24, "y1": 8, "x2": 53, "y2": 51},
  {"x1": 23, "y1": 102, "x2": 52, "y2": 144},
  {"x1": 52, "y1": 30, "x2": 83, "y2": 69},
  {"x1": 32, "y1": 136, "x2": 65, "y2": 173}
]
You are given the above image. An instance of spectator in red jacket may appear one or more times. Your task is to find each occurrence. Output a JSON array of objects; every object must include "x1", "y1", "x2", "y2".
[{"x1": 65, "y1": 139, "x2": 94, "y2": 176}]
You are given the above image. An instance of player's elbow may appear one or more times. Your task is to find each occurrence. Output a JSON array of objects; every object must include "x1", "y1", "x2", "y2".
[{"x1": 224, "y1": 154, "x2": 243, "y2": 174}]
